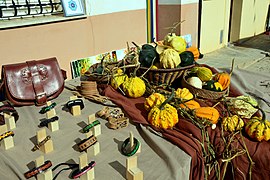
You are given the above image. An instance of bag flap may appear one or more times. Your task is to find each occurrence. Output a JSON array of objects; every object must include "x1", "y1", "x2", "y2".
[{"x1": 2, "y1": 57, "x2": 64, "y2": 101}]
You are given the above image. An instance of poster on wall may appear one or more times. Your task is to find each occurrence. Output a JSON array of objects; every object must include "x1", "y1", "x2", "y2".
[{"x1": 70, "y1": 49, "x2": 126, "y2": 79}]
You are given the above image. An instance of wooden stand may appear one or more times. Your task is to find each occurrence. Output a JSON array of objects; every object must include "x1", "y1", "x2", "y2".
[
  {"x1": 35, "y1": 156, "x2": 53, "y2": 180},
  {"x1": 126, "y1": 156, "x2": 143, "y2": 180},
  {"x1": 85, "y1": 133, "x2": 100, "y2": 157},
  {"x1": 0, "y1": 124, "x2": 14, "y2": 150},
  {"x1": 129, "y1": 132, "x2": 141, "y2": 154},
  {"x1": 70, "y1": 96, "x2": 81, "y2": 116},
  {"x1": 4, "y1": 113, "x2": 16, "y2": 130},
  {"x1": 37, "y1": 128, "x2": 53, "y2": 154},
  {"x1": 79, "y1": 152, "x2": 95, "y2": 180},
  {"x1": 48, "y1": 120, "x2": 59, "y2": 132},
  {"x1": 88, "y1": 114, "x2": 101, "y2": 137},
  {"x1": 45, "y1": 101, "x2": 56, "y2": 119}
]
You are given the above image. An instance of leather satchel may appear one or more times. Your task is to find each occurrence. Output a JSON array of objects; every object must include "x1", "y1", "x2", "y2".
[{"x1": 0, "y1": 57, "x2": 65, "y2": 106}]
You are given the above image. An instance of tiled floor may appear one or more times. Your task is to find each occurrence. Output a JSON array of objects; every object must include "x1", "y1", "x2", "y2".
[{"x1": 198, "y1": 33, "x2": 270, "y2": 74}]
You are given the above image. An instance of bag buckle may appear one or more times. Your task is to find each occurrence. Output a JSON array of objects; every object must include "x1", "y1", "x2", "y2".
[{"x1": 36, "y1": 92, "x2": 47, "y2": 105}]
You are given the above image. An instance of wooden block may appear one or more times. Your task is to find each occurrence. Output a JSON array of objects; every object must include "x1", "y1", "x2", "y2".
[
  {"x1": 87, "y1": 142, "x2": 100, "y2": 156},
  {"x1": 2, "y1": 136, "x2": 14, "y2": 150},
  {"x1": 0, "y1": 124, "x2": 8, "y2": 134},
  {"x1": 40, "y1": 139, "x2": 54, "y2": 154},
  {"x1": 126, "y1": 168, "x2": 143, "y2": 180},
  {"x1": 35, "y1": 156, "x2": 53, "y2": 180},
  {"x1": 70, "y1": 96, "x2": 81, "y2": 116},
  {"x1": 79, "y1": 152, "x2": 95, "y2": 180},
  {"x1": 48, "y1": 121, "x2": 59, "y2": 132},
  {"x1": 46, "y1": 101, "x2": 56, "y2": 119},
  {"x1": 86, "y1": 131, "x2": 93, "y2": 138},
  {"x1": 91, "y1": 124, "x2": 101, "y2": 137},
  {"x1": 5, "y1": 115, "x2": 16, "y2": 130},
  {"x1": 88, "y1": 114, "x2": 96, "y2": 123},
  {"x1": 126, "y1": 156, "x2": 143, "y2": 180},
  {"x1": 37, "y1": 129, "x2": 54, "y2": 154}
]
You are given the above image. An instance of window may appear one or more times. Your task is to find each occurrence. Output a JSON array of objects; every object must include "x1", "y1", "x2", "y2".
[{"x1": 0, "y1": 0, "x2": 63, "y2": 19}]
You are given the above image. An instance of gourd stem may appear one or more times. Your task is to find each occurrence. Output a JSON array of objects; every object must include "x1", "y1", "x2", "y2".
[
  {"x1": 159, "y1": 89, "x2": 175, "y2": 110},
  {"x1": 257, "y1": 107, "x2": 266, "y2": 122}
]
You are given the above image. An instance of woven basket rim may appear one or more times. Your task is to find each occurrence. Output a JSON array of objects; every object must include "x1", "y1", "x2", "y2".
[
  {"x1": 139, "y1": 64, "x2": 195, "y2": 72},
  {"x1": 181, "y1": 70, "x2": 227, "y2": 99}
]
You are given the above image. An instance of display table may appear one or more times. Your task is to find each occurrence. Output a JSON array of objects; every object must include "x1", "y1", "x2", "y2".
[
  {"x1": 1, "y1": 66, "x2": 270, "y2": 180},
  {"x1": 0, "y1": 78, "x2": 190, "y2": 180}
]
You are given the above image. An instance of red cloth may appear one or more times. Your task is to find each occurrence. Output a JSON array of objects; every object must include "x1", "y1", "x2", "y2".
[{"x1": 98, "y1": 82, "x2": 270, "y2": 180}]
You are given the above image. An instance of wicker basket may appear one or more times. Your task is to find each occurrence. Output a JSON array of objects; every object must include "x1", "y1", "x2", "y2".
[
  {"x1": 181, "y1": 70, "x2": 228, "y2": 99},
  {"x1": 84, "y1": 61, "x2": 119, "y2": 84},
  {"x1": 137, "y1": 64, "x2": 195, "y2": 87}
]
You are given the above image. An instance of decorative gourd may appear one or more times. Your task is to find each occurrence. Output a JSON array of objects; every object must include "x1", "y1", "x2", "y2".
[
  {"x1": 213, "y1": 72, "x2": 230, "y2": 90},
  {"x1": 186, "y1": 46, "x2": 201, "y2": 60},
  {"x1": 164, "y1": 33, "x2": 177, "y2": 46},
  {"x1": 159, "y1": 48, "x2": 181, "y2": 69},
  {"x1": 144, "y1": 93, "x2": 166, "y2": 111},
  {"x1": 148, "y1": 89, "x2": 179, "y2": 129},
  {"x1": 187, "y1": 77, "x2": 203, "y2": 89},
  {"x1": 139, "y1": 44, "x2": 159, "y2": 68},
  {"x1": 245, "y1": 108, "x2": 270, "y2": 141},
  {"x1": 179, "y1": 100, "x2": 200, "y2": 110},
  {"x1": 169, "y1": 36, "x2": 186, "y2": 54},
  {"x1": 175, "y1": 88, "x2": 193, "y2": 100},
  {"x1": 191, "y1": 67, "x2": 213, "y2": 82},
  {"x1": 194, "y1": 107, "x2": 220, "y2": 124},
  {"x1": 227, "y1": 95, "x2": 258, "y2": 118},
  {"x1": 203, "y1": 80, "x2": 223, "y2": 92},
  {"x1": 179, "y1": 51, "x2": 195, "y2": 67},
  {"x1": 122, "y1": 76, "x2": 146, "y2": 98},
  {"x1": 222, "y1": 115, "x2": 244, "y2": 132},
  {"x1": 111, "y1": 70, "x2": 128, "y2": 89}
]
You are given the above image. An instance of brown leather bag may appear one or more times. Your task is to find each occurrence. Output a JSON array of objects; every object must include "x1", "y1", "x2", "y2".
[{"x1": 0, "y1": 57, "x2": 66, "y2": 106}]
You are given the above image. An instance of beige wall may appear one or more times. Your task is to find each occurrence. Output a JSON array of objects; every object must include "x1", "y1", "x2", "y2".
[
  {"x1": 157, "y1": 3, "x2": 199, "y2": 47},
  {"x1": 0, "y1": 9, "x2": 147, "y2": 79}
]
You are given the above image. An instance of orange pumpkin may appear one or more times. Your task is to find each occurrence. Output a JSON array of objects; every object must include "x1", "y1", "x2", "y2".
[
  {"x1": 213, "y1": 72, "x2": 231, "y2": 90},
  {"x1": 179, "y1": 100, "x2": 201, "y2": 110},
  {"x1": 194, "y1": 107, "x2": 220, "y2": 124},
  {"x1": 186, "y1": 46, "x2": 201, "y2": 60}
]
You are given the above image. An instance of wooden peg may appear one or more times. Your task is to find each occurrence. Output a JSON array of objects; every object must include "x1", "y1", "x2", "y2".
[
  {"x1": 0, "y1": 124, "x2": 14, "y2": 150},
  {"x1": 79, "y1": 152, "x2": 95, "y2": 180},
  {"x1": 46, "y1": 101, "x2": 56, "y2": 119},
  {"x1": 88, "y1": 114, "x2": 101, "y2": 137},
  {"x1": 129, "y1": 132, "x2": 141, "y2": 154},
  {"x1": 48, "y1": 120, "x2": 59, "y2": 132},
  {"x1": 35, "y1": 156, "x2": 53, "y2": 180},
  {"x1": 70, "y1": 96, "x2": 81, "y2": 116},
  {"x1": 37, "y1": 128, "x2": 53, "y2": 154},
  {"x1": 126, "y1": 156, "x2": 143, "y2": 180},
  {"x1": 4, "y1": 113, "x2": 16, "y2": 130}
]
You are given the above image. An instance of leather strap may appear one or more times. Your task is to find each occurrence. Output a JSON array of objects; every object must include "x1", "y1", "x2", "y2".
[{"x1": 26, "y1": 60, "x2": 47, "y2": 105}]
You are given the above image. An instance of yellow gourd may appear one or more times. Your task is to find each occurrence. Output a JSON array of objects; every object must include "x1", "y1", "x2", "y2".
[
  {"x1": 175, "y1": 88, "x2": 193, "y2": 100},
  {"x1": 245, "y1": 108, "x2": 270, "y2": 141},
  {"x1": 110, "y1": 70, "x2": 128, "y2": 89},
  {"x1": 144, "y1": 93, "x2": 166, "y2": 111},
  {"x1": 148, "y1": 90, "x2": 178, "y2": 129},
  {"x1": 222, "y1": 115, "x2": 244, "y2": 132},
  {"x1": 122, "y1": 76, "x2": 146, "y2": 98}
]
